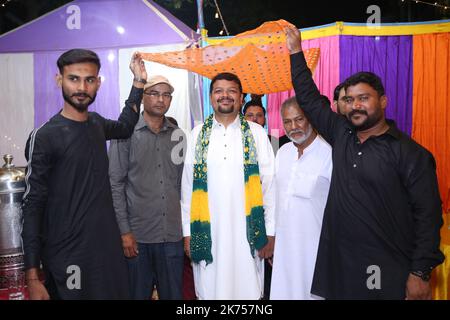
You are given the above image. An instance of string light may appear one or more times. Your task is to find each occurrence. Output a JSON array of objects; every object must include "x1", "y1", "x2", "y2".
[
  {"x1": 213, "y1": 0, "x2": 229, "y2": 36},
  {"x1": 402, "y1": 0, "x2": 449, "y2": 10},
  {"x1": 219, "y1": 29, "x2": 224, "y2": 35},
  {"x1": 0, "y1": 0, "x2": 12, "y2": 8},
  {"x1": 215, "y1": 12, "x2": 219, "y2": 19}
]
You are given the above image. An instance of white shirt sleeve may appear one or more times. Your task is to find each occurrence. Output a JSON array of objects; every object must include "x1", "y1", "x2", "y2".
[{"x1": 252, "y1": 124, "x2": 276, "y2": 236}]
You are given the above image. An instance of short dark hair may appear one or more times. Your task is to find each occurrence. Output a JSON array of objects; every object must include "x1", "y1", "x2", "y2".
[
  {"x1": 333, "y1": 82, "x2": 345, "y2": 102},
  {"x1": 57, "y1": 49, "x2": 101, "y2": 74},
  {"x1": 344, "y1": 71, "x2": 385, "y2": 97},
  {"x1": 242, "y1": 99, "x2": 266, "y2": 116},
  {"x1": 209, "y1": 72, "x2": 243, "y2": 95}
]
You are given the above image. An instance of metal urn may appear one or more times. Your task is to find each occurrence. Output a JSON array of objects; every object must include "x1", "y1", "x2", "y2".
[{"x1": 0, "y1": 154, "x2": 26, "y2": 299}]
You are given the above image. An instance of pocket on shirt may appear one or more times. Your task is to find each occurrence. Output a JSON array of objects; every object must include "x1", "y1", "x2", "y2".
[{"x1": 290, "y1": 171, "x2": 318, "y2": 199}]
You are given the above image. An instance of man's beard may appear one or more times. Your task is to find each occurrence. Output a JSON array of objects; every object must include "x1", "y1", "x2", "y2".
[
  {"x1": 62, "y1": 88, "x2": 96, "y2": 113},
  {"x1": 347, "y1": 108, "x2": 382, "y2": 131},
  {"x1": 287, "y1": 124, "x2": 313, "y2": 145},
  {"x1": 216, "y1": 97, "x2": 235, "y2": 114}
]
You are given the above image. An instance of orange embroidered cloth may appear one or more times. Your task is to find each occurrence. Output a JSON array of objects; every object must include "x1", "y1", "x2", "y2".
[{"x1": 141, "y1": 20, "x2": 320, "y2": 94}]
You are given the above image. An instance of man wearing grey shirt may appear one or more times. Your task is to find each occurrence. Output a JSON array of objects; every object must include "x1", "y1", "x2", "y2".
[{"x1": 109, "y1": 75, "x2": 185, "y2": 300}]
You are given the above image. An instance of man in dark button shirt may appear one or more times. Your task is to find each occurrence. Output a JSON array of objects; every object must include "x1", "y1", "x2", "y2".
[
  {"x1": 22, "y1": 49, "x2": 145, "y2": 299},
  {"x1": 109, "y1": 75, "x2": 186, "y2": 300},
  {"x1": 285, "y1": 25, "x2": 444, "y2": 300}
]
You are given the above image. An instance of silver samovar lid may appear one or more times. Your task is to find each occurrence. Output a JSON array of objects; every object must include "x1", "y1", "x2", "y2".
[{"x1": 0, "y1": 155, "x2": 26, "y2": 194}]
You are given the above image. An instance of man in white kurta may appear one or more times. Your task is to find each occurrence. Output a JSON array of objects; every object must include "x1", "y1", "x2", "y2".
[
  {"x1": 270, "y1": 97, "x2": 332, "y2": 300},
  {"x1": 181, "y1": 73, "x2": 275, "y2": 300}
]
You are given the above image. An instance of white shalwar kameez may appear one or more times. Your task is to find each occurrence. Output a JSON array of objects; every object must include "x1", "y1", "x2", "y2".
[
  {"x1": 181, "y1": 115, "x2": 275, "y2": 300},
  {"x1": 270, "y1": 135, "x2": 332, "y2": 300}
]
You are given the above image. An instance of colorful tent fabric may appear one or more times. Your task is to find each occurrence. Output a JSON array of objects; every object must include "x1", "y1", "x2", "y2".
[
  {"x1": 0, "y1": 0, "x2": 195, "y2": 52},
  {"x1": 412, "y1": 33, "x2": 450, "y2": 300},
  {"x1": 412, "y1": 32, "x2": 450, "y2": 216},
  {"x1": 141, "y1": 20, "x2": 320, "y2": 94}
]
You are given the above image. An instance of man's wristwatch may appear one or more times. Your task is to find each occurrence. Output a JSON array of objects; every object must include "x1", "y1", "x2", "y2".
[
  {"x1": 410, "y1": 270, "x2": 431, "y2": 282},
  {"x1": 133, "y1": 78, "x2": 146, "y2": 84}
]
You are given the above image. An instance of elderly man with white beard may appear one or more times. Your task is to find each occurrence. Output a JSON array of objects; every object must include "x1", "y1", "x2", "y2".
[{"x1": 270, "y1": 97, "x2": 332, "y2": 300}]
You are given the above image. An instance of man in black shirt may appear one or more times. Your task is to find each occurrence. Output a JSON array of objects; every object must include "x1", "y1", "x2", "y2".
[
  {"x1": 22, "y1": 49, "x2": 146, "y2": 299},
  {"x1": 285, "y1": 26, "x2": 444, "y2": 299}
]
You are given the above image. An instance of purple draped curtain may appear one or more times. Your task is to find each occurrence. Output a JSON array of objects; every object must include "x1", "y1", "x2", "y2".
[{"x1": 339, "y1": 35, "x2": 413, "y2": 135}]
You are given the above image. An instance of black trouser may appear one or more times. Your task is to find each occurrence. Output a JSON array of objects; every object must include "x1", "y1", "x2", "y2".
[{"x1": 263, "y1": 259, "x2": 272, "y2": 300}]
